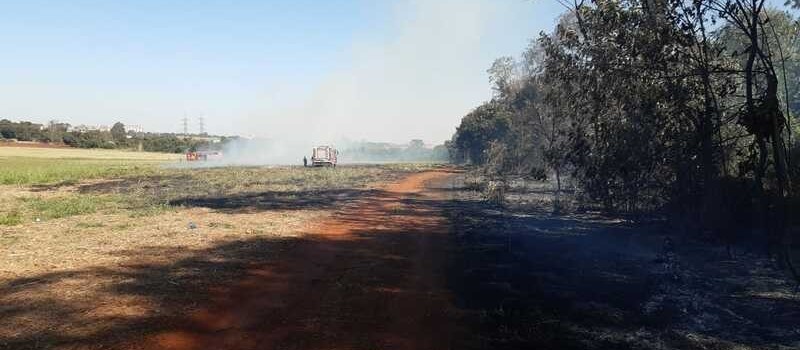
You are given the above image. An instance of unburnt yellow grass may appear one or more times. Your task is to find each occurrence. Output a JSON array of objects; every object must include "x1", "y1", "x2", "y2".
[{"x1": 0, "y1": 208, "x2": 321, "y2": 279}]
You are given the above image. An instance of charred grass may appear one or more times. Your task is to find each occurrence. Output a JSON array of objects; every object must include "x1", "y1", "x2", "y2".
[{"x1": 445, "y1": 172, "x2": 800, "y2": 350}]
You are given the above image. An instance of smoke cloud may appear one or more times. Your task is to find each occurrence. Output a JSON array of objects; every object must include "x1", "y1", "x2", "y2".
[
  {"x1": 183, "y1": 0, "x2": 537, "y2": 166},
  {"x1": 244, "y1": 0, "x2": 526, "y2": 148}
]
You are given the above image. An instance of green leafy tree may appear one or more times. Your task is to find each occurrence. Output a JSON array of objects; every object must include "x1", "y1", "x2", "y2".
[
  {"x1": 452, "y1": 102, "x2": 511, "y2": 165},
  {"x1": 110, "y1": 122, "x2": 126, "y2": 144}
]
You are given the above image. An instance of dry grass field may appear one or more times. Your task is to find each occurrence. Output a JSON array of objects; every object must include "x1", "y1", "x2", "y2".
[{"x1": 0, "y1": 146, "x2": 435, "y2": 349}]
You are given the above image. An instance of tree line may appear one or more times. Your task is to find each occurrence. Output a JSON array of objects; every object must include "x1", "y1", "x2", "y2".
[
  {"x1": 449, "y1": 0, "x2": 800, "y2": 277},
  {"x1": 340, "y1": 139, "x2": 449, "y2": 162},
  {"x1": 0, "y1": 119, "x2": 227, "y2": 153}
]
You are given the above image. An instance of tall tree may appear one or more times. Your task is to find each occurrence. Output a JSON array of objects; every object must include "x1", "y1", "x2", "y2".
[{"x1": 110, "y1": 122, "x2": 126, "y2": 144}]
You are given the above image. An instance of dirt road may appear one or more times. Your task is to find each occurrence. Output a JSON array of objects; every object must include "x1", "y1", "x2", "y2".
[{"x1": 128, "y1": 170, "x2": 458, "y2": 350}]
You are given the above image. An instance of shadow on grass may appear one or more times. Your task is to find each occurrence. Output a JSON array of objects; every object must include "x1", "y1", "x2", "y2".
[
  {"x1": 0, "y1": 189, "x2": 451, "y2": 350},
  {"x1": 0, "y1": 237, "x2": 288, "y2": 349}
]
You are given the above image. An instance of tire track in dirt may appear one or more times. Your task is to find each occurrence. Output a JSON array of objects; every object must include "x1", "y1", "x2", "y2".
[{"x1": 126, "y1": 170, "x2": 458, "y2": 350}]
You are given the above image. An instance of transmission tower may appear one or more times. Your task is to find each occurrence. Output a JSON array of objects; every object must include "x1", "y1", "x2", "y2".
[
  {"x1": 181, "y1": 114, "x2": 189, "y2": 136},
  {"x1": 198, "y1": 116, "x2": 205, "y2": 135}
]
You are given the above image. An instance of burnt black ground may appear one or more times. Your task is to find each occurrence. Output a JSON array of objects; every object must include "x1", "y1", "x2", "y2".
[{"x1": 437, "y1": 175, "x2": 800, "y2": 350}]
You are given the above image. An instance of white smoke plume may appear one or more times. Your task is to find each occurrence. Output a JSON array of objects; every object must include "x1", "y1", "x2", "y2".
[
  {"x1": 172, "y1": 0, "x2": 547, "y2": 166},
  {"x1": 241, "y1": 0, "x2": 527, "y2": 149}
]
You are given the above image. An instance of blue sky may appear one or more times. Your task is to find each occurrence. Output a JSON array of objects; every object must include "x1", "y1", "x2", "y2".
[{"x1": 0, "y1": 0, "x2": 566, "y2": 143}]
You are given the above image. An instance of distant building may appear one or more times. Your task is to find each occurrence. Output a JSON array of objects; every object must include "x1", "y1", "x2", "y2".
[
  {"x1": 126, "y1": 124, "x2": 144, "y2": 133},
  {"x1": 190, "y1": 135, "x2": 222, "y2": 143},
  {"x1": 69, "y1": 124, "x2": 110, "y2": 132}
]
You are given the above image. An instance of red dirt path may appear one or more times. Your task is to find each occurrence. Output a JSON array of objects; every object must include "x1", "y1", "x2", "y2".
[{"x1": 125, "y1": 170, "x2": 458, "y2": 350}]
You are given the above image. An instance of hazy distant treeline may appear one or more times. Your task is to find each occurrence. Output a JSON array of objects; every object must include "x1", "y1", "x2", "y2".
[
  {"x1": 0, "y1": 119, "x2": 227, "y2": 153},
  {"x1": 339, "y1": 140, "x2": 449, "y2": 162}
]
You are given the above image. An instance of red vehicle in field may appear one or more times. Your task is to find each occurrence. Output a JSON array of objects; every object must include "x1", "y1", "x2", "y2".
[
  {"x1": 186, "y1": 150, "x2": 223, "y2": 161},
  {"x1": 311, "y1": 146, "x2": 338, "y2": 167}
]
